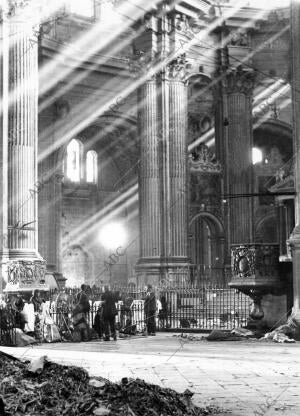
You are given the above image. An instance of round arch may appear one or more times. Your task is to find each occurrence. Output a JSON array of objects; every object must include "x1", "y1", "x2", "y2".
[
  {"x1": 62, "y1": 244, "x2": 94, "y2": 287},
  {"x1": 255, "y1": 212, "x2": 278, "y2": 243},
  {"x1": 253, "y1": 120, "x2": 293, "y2": 161},
  {"x1": 189, "y1": 212, "x2": 225, "y2": 285}
]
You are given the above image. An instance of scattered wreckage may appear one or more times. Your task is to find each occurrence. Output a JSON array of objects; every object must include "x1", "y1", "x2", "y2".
[{"x1": 0, "y1": 352, "x2": 222, "y2": 416}]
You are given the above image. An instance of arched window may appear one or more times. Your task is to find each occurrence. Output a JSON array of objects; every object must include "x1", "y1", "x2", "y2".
[
  {"x1": 86, "y1": 150, "x2": 98, "y2": 183},
  {"x1": 66, "y1": 139, "x2": 82, "y2": 182},
  {"x1": 252, "y1": 147, "x2": 263, "y2": 165}
]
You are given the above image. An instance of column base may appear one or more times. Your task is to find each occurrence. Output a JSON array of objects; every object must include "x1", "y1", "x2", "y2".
[
  {"x1": 289, "y1": 224, "x2": 300, "y2": 241},
  {"x1": 1, "y1": 251, "x2": 47, "y2": 293},
  {"x1": 136, "y1": 257, "x2": 190, "y2": 287},
  {"x1": 45, "y1": 263, "x2": 66, "y2": 289},
  {"x1": 135, "y1": 262, "x2": 162, "y2": 287},
  {"x1": 288, "y1": 232, "x2": 300, "y2": 311}
]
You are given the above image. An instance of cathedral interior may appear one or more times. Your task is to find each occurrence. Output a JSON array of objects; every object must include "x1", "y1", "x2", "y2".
[{"x1": 2, "y1": 0, "x2": 300, "y2": 328}]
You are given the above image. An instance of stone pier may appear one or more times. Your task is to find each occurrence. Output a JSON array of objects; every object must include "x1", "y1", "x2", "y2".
[
  {"x1": 222, "y1": 67, "x2": 255, "y2": 246},
  {"x1": 288, "y1": 1, "x2": 300, "y2": 314},
  {"x1": 0, "y1": 2, "x2": 45, "y2": 292},
  {"x1": 136, "y1": 56, "x2": 190, "y2": 286}
]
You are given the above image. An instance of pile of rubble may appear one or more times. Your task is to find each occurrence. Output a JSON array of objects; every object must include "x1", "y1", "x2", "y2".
[
  {"x1": 0, "y1": 352, "x2": 222, "y2": 415},
  {"x1": 261, "y1": 312, "x2": 300, "y2": 343}
]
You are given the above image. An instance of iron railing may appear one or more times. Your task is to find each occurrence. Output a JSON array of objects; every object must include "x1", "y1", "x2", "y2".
[
  {"x1": 158, "y1": 287, "x2": 250, "y2": 330},
  {"x1": 0, "y1": 306, "x2": 17, "y2": 346},
  {"x1": 0, "y1": 285, "x2": 251, "y2": 345},
  {"x1": 49, "y1": 284, "x2": 251, "y2": 332}
]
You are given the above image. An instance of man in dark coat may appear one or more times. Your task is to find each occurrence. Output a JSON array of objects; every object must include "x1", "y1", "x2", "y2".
[
  {"x1": 93, "y1": 303, "x2": 105, "y2": 339},
  {"x1": 144, "y1": 284, "x2": 156, "y2": 335},
  {"x1": 101, "y1": 286, "x2": 118, "y2": 341},
  {"x1": 72, "y1": 284, "x2": 90, "y2": 342},
  {"x1": 78, "y1": 284, "x2": 90, "y2": 315}
]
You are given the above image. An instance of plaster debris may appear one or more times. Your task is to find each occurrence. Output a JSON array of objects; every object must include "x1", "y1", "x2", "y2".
[{"x1": 0, "y1": 352, "x2": 223, "y2": 415}]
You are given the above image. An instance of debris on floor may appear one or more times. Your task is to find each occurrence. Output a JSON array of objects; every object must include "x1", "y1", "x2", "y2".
[
  {"x1": 230, "y1": 327, "x2": 255, "y2": 338},
  {"x1": 261, "y1": 328, "x2": 296, "y2": 343},
  {"x1": 206, "y1": 330, "x2": 245, "y2": 341},
  {"x1": 260, "y1": 312, "x2": 300, "y2": 343},
  {"x1": 172, "y1": 334, "x2": 207, "y2": 341},
  {"x1": 172, "y1": 329, "x2": 257, "y2": 342},
  {"x1": 15, "y1": 329, "x2": 37, "y2": 347},
  {"x1": 0, "y1": 352, "x2": 223, "y2": 415}
]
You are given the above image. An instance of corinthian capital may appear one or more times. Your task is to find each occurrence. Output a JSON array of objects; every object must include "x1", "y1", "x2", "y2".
[
  {"x1": 165, "y1": 54, "x2": 191, "y2": 81},
  {"x1": 223, "y1": 66, "x2": 256, "y2": 96},
  {"x1": 7, "y1": 0, "x2": 30, "y2": 17},
  {"x1": 128, "y1": 50, "x2": 158, "y2": 80}
]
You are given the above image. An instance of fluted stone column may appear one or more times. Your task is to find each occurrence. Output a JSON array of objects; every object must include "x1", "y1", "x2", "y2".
[
  {"x1": 8, "y1": 17, "x2": 39, "y2": 252},
  {"x1": 0, "y1": 5, "x2": 9, "y2": 292},
  {"x1": 136, "y1": 56, "x2": 190, "y2": 286},
  {"x1": 165, "y1": 63, "x2": 189, "y2": 282},
  {"x1": 288, "y1": 1, "x2": 300, "y2": 314},
  {"x1": 136, "y1": 76, "x2": 162, "y2": 284},
  {"x1": 223, "y1": 67, "x2": 255, "y2": 245},
  {"x1": 1, "y1": 3, "x2": 45, "y2": 290}
]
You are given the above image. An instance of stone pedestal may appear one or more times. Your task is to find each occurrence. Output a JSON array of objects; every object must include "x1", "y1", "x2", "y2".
[{"x1": 0, "y1": 5, "x2": 46, "y2": 292}]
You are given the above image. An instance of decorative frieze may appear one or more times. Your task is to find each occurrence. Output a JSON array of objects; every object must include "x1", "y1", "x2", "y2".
[{"x1": 5, "y1": 259, "x2": 46, "y2": 290}]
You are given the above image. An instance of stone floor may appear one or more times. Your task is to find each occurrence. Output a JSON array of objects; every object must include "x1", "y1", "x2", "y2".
[{"x1": 1, "y1": 334, "x2": 300, "y2": 415}]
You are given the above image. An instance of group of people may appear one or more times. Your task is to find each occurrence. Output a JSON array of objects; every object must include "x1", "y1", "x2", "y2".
[
  {"x1": 0, "y1": 289, "x2": 61, "y2": 343},
  {"x1": 91, "y1": 284, "x2": 159, "y2": 340},
  {"x1": 73, "y1": 284, "x2": 119, "y2": 341},
  {"x1": 0, "y1": 283, "x2": 164, "y2": 344}
]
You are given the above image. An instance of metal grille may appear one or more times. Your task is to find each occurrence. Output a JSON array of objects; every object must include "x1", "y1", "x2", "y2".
[
  {"x1": 49, "y1": 284, "x2": 251, "y2": 333},
  {"x1": 0, "y1": 307, "x2": 17, "y2": 346},
  {"x1": 158, "y1": 286, "x2": 251, "y2": 331}
]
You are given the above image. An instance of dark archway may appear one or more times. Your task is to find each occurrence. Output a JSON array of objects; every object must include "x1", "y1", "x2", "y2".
[
  {"x1": 189, "y1": 212, "x2": 225, "y2": 286},
  {"x1": 255, "y1": 214, "x2": 278, "y2": 243}
]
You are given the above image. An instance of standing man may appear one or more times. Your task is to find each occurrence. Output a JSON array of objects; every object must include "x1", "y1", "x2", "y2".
[
  {"x1": 144, "y1": 284, "x2": 156, "y2": 336},
  {"x1": 78, "y1": 284, "x2": 90, "y2": 315},
  {"x1": 73, "y1": 284, "x2": 91, "y2": 342},
  {"x1": 101, "y1": 285, "x2": 118, "y2": 341}
]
